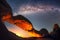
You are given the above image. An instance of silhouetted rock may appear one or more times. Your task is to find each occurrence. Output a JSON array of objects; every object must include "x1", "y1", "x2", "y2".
[
  {"x1": 0, "y1": 0, "x2": 22, "y2": 40},
  {"x1": 50, "y1": 24, "x2": 60, "y2": 40},
  {"x1": 39, "y1": 28, "x2": 53, "y2": 39},
  {"x1": 39, "y1": 28, "x2": 49, "y2": 37},
  {"x1": 0, "y1": 24, "x2": 23, "y2": 40},
  {"x1": 0, "y1": 0, "x2": 13, "y2": 17},
  {"x1": 12, "y1": 15, "x2": 34, "y2": 31},
  {"x1": 12, "y1": 15, "x2": 32, "y2": 26}
]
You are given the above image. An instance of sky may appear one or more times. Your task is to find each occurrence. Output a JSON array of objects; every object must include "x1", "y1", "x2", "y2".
[{"x1": 6, "y1": 0, "x2": 60, "y2": 32}]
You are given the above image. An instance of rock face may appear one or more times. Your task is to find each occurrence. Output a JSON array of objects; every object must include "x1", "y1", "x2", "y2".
[
  {"x1": 0, "y1": 0, "x2": 11, "y2": 39},
  {"x1": 0, "y1": 0, "x2": 13, "y2": 18},
  {"x1": 0, "y1": 0, "x2": 22, "y2": 40},
  {"x1": 0, "y1": 22, "x2": 22, "y2": 40}
]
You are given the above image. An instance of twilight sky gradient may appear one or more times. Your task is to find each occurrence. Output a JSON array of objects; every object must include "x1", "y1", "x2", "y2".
[{"x1": 6, "y1": 0, "x2": 60, "y2": 32}]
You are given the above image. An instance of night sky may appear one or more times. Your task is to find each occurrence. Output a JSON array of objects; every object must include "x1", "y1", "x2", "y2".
[{"x1": 6, "y1": 0, "x2": 60, "y2": 32}]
